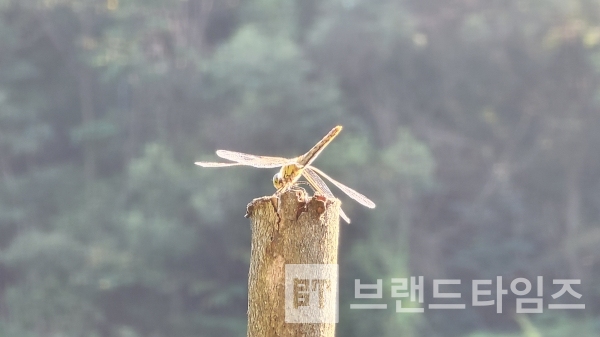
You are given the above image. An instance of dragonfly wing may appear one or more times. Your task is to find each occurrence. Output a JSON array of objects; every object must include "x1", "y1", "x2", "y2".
[
  {"x1": 339, "y1": 208, "x2": 351, "y2": 224},
  {"x1": 195, "y1": 161, "x2": 244, "y2": 167},
  {"x1": 216, "y1": 150, "x2": 295, "y2": 168},
  {"x1": 306, "y1": 166, "x2": 376, "y2": 209},
  {"x1": 303, "y1": 167, "x2": 351, "y2": 224},
  {"x1": 303, "y1": 167, "x2": 335, "y2": 198}
]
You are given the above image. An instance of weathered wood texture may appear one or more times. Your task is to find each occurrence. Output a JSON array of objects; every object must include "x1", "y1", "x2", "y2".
[{"x1": 246, "y1": 189, "x2": 340, "y2": 337}]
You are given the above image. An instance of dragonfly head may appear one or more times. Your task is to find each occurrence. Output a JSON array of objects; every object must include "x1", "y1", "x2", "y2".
[
  {"x1": 273, "y1": 172, "x2": 285, "y2": 190},
  {"x1": 274, "y1": 164, "x2": 302, "y2": 191}
]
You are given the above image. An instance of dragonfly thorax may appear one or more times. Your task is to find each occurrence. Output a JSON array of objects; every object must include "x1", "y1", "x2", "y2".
[{"x1": 273, "y1": 164, "x2": 302, "y2": 190}]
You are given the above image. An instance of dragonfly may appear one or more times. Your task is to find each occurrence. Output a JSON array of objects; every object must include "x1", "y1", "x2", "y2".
[{"x1": 195, "y1": 126, "x2": 375, "y2": 223}]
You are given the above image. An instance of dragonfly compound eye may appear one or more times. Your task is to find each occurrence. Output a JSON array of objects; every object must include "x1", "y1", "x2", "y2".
[{"x1": 273, "y1": 173, "x2": 284, "y2": 189}]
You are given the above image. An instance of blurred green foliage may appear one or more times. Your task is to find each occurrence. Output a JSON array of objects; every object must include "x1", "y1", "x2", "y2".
[{"x1": 0, "y1": 0, "x2": 598, "y2": 336}]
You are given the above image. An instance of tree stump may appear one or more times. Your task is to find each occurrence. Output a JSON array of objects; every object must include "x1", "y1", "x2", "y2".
[{"x1": 245, "y1": 189, "x2": 340, "y2": 337}]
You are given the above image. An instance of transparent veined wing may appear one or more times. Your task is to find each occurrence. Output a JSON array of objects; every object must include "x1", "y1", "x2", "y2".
[
  {"x1": 303, "y1": 167, "x2": 351, "y2": 223},
  {"x1": 216, "y1": 150, "x2": 296, "y2": 168},
  {"x1": 195, "y1": 161, "x2": 246, "y2": 167},
  {"x1": 306, "y1": 166, "x2": 376, "y2": 209},
  {"x1": 195, "y1": 150, "x2": 295, "y2": 168}
]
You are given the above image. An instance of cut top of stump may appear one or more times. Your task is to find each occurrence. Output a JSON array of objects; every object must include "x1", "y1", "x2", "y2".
[{"x1": 245, "y1": 189, "x2": 341, "y2": 227}]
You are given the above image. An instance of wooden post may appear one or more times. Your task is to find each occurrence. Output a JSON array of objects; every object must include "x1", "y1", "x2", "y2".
[{"x1": 245, "y1": 189, "x2": 340, "y2": 337}]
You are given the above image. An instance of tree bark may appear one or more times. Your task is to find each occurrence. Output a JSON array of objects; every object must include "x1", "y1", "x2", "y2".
[{"x1": 246, "y1": 189, "x2": 340, "y2": 337}]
